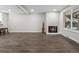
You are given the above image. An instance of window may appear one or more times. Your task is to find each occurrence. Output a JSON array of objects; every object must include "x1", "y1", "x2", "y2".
[
  {"x1": 0, "y1": 13, "x2": 3, "y2": 24},
  {"x1": 64, "y1": 10, "x2": 71, "y2": 29},
  {"x1": 64, "y1": 7, "x2": 79, "y2": 32},
  {"x1": 72, "y1": 8, "x2": 79, "y2": 30}
]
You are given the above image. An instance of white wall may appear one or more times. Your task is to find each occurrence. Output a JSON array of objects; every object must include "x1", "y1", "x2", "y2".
[
  {"x1": 0, "y1": 5, "x2": 45, "y2": 32},
  {"x1": 8, "y1": 13, "x2": 45, "y2": 32},
  {"x1": 59, "y1": 6, "x2": 79, "y2": 43},
  {"x1": 45, "y1": 12, "x2": 59, "y2": 34}
]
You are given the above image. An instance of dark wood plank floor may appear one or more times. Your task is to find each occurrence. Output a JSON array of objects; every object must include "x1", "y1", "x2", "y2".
[{"x1": 0, "y1": 33, "x2": 79, "y2": 53}]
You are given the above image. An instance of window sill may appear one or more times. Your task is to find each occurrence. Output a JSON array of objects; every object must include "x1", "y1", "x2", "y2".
[{"x1": 64, "y1": 28, "x2": 79, "y2": 34}]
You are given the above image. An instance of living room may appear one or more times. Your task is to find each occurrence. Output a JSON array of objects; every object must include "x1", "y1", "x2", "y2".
[{"x1": 0, "y1": 5, "x2": 79, "y2": 53}]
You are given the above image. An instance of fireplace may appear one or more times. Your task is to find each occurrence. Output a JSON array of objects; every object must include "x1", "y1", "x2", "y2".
[{"x1": 48, "y1": 26, "x2": 58, "y2": 33}]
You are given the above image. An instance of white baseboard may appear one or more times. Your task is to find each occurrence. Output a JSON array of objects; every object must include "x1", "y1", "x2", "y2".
[
  {"x1": 68, "y1": 36, "x2": 79, "y2": 44},
  {"x1": 61, "y1": 34, "x2": 79, "y2": 44},
  {"x1": 9, "y1": 31, "x2": 42, "y2": 33}
]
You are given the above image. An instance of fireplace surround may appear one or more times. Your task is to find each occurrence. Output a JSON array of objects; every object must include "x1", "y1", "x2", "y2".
[{"x1": 48, "y1": 26, "x2": 58, "y2": 33}]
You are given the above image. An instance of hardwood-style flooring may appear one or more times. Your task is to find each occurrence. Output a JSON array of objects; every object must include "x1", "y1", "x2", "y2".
[{"x1": 0, "y1": 33, "x2": 79, "y2": 53}]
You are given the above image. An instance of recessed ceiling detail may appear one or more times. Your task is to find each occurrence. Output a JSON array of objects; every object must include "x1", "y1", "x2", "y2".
[
  {"x1": 23, "y1": 5, "x2": 69, "y2": 13},
  {"x1": 0, "y1": 5, "x2": 69, "y2": 14}
]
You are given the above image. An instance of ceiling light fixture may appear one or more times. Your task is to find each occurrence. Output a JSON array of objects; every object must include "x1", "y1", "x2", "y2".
[
  {"x1": 53, "y1": 9, "x2": 57, "y2": 11},
  {"x1": 8, "y1": 9, "x2": 11, "y2": 13},
  {"x1": 30, "y1": 9, "x2": 34, "y2": 12}
]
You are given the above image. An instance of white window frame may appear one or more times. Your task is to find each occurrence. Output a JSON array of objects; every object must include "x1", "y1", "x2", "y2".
[{"x1": 64, "y1": 8, "x2": 79, "y2": 33}]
